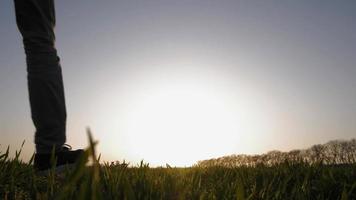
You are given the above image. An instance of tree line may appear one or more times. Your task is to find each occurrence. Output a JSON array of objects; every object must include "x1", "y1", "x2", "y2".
[{"x1": 194, "y1": 138, "x2": 356, "y2": 167}]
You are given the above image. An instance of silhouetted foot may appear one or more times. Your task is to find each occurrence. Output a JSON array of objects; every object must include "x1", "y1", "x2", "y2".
[{"x1": 34, "y1": 144, "x2": 84, "y2": 175}]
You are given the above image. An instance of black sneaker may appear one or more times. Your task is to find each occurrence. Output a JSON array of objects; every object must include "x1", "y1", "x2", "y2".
[{"x1": 34, "y1": 144, "x2": 84, "y2": 174}]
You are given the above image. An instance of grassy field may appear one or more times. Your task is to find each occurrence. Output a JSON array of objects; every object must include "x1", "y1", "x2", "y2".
[{"x1": 1, "y1": 135, "x2": 355, "y2": 199}]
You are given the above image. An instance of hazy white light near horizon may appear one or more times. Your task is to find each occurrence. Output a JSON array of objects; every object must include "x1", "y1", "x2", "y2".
[{"x1": 114, "y1": 64, "x2": 274, "y2": 167}]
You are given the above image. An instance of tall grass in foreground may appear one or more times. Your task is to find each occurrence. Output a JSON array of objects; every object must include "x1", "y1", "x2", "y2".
[{"x1": 0, "y1": 131, "x2": 355, "y2": 200}]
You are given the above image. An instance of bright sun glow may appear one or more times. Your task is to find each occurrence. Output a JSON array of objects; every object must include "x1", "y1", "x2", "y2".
[
  {"x1": 118, "y1": 71, "x2": 272, "y2": 167},
  {"x1": 90, "y1": 60, "x2": 276, "y2": 167},
  {"x1": 124, "y1": 85, "x2": 235, "y2": 166}
]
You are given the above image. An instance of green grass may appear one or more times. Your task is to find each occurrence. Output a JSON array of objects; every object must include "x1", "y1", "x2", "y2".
[{"x1": 1, "y1": 132, "x2": 355, "y2": 200}]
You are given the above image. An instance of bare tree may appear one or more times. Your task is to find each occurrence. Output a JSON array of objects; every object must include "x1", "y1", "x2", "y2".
[{"x1": 194, "y1": 138, "x2": 356, "y2": 168}]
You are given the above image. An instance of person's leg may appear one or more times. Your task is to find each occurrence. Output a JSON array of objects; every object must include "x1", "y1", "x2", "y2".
[{"x1": 14, "y1": 0, "x2": 66, "y2": 153}]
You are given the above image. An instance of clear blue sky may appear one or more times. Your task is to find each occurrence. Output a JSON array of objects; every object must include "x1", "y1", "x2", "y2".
[{"x1": 1, "y1": 0, "x2": 356, "y2": 167}]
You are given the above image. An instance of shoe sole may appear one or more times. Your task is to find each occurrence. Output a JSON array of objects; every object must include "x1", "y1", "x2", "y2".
[{"x1": 36, "y1": 163, "x2": 76, "y2": 176}]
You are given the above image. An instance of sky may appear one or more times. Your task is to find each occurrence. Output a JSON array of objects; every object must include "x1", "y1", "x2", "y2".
[{"x1": 0, "y1": 0, "x2": 356, "y2": 167}]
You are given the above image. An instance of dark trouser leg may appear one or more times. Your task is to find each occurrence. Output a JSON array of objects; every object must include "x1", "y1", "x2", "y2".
[{"x1": 14, "y1": 0, "x2": 66, "y2": 153}]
